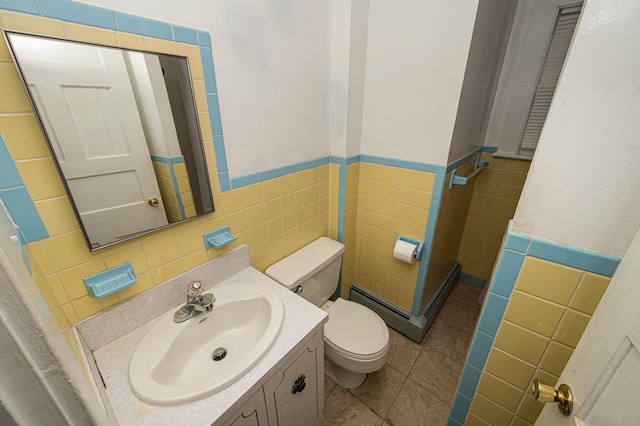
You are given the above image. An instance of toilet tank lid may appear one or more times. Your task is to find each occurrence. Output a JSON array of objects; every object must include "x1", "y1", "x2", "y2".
[{"x1": 265, "y1": 237, "x2": 345, "y2": 290}]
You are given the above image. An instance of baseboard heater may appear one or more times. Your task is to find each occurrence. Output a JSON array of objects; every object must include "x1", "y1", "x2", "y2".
[{"x1": 349, "y1": 262, "x2": 461, "y2": 343}]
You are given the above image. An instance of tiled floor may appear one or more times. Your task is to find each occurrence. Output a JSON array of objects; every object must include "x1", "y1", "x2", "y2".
[{"x1": 322, "y1": 280, "x2": 483, "y2": 426}]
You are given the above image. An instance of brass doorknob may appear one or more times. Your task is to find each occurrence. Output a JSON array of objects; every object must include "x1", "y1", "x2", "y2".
[
  {"x1": 531, "y1": 378, "x2": 573, "y2": 416},
  {"x1": 147, "y1": 197, "x2": 159, "y2": 207}
]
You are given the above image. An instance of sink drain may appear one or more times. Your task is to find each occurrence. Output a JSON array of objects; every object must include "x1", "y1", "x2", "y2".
[{"x1": 212, "y1": 348, "x2": 227, "y2": 361}]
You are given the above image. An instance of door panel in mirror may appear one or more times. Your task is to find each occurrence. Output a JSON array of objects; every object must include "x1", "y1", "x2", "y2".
[{"x1": 4, "y1": 31, "x2": 214, "y2": 250}]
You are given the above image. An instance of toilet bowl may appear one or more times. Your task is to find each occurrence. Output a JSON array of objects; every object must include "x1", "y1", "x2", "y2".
[{"x1": 265, "y1": 237, "x2": 389, "y2": 389}]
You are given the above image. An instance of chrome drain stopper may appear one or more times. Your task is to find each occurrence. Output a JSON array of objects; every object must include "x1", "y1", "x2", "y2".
[{"x1": 212, "y1": 348, "x2": 227, "y2": 361}]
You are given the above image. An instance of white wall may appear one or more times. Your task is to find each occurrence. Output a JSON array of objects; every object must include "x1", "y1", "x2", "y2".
[
  {"x1": 513, "y1": 0, "x2": 640, "y2": 257},
  {"x1": 448, "y1": 0, "x2": 514, "y2": 163},
  {"x1": 359, "y1": 0, "x2": 478, "y2": 165},
  {"x1": 79, "y1": 0, "x2": 332, "y2": 178}
]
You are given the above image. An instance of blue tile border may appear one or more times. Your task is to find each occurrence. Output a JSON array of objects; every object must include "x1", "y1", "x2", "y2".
[
  {"x1": 229, "y1": 156, "x2": 331, "y2": 189},
  {"x1": 359, "y1": 154, "x2": 441, "y2": 174},
  {"x1": 450, "y1": 393, "x2": 473, "y2": 424},
  {"x1": 172, "y1": 25, "x2": 199, "y2": 45},
  {"x1": 39, "y1": 0, "x2": 116, "y2": 30},
  {"x1": 459, "y1": 272, "x2": 486, "y2": 288},
  {"x1": 490, "y1": 249, "x2": 525, "y2": 298},
  {"x1": 528, "y1": 237, "x2": 620, "y2": 277},
  {"x1": 0, "y1": 187, "x2": 49, "y2": 242},
  {"x1": 0, "y1": 0, "x2": 40, "y2": 15},
  {"x1": 477, "y1": 292, "x2": 508, "y2": 336},
  {"x1": 0, "y1": 135, "x2": 48, "y2": 243},
  {"x1": 114, "y1": 12, "x2": 173, "y2": 40},
  {"x1": 458, "y1": 363, "x2": 482, "y2": 399}
]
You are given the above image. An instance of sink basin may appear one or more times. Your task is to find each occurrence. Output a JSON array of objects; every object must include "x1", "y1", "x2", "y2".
[{"x1": 129, "y1": 282, "x2": 284, "y2": 405}]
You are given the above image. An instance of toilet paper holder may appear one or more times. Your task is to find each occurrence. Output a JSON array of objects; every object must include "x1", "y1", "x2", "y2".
[{"x1": 395, "y1": 236, "x2": 424, "y2": 261}]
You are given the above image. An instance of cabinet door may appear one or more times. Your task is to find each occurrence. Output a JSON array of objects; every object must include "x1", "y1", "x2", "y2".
[
  {"x1": 264, "y1": 344, "x2": 322, "y2": 426},
  {"x1": 223, "y1": 387, "x2": 269, "y2": 426}
]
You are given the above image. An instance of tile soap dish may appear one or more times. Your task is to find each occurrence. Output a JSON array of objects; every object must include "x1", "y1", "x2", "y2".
[
  {"x1": 84, "y1": 262, "x2": 136, "y2": 299},
  {"x1": 203, "y1": 226, "x2": 236, "y2": 249}
]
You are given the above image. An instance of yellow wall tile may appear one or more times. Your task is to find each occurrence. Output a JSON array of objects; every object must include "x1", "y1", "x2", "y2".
[
  {"x1": 553, "y1": 309, "x2": 591, "y2": 348},
  {"x1": 476, "y1": 372, "x2": 523, "y2": 412},
  {"x1": 0, "y1": 64, "x2": 32, "y2": 112},
  {"x1": 64, "y1": 23, "x2": 117, "y2": 45},
  {"x1": 179, "y1": 250, "x2": 209, "y2": 273},
  {"x1": 142, "y1": 36, "x2": 181, "y2": 54},
  {"x1": 115, "y1": 32, "x2": 144, "y2": 49},
  {"x1": 103, "y1": 242, "x2": 149, "y2": 274},
  {"x1": 15, "y1": 158, "x2": 66, "y2": 200},
  {"x1": 516, "y1": 395, "x2": 544, "y2": 425},
  {"x1": 222, "y1": 189, "x2": 245, "y2": 213},
  {"x1": 141, "y1": 232, "x2": 180, "y2": 269},
  {"x1": 0, "y1": 12, "x2": 65, "y2": 37},
  {"x1": 515, "y1": 257, "x2": 582, "y2": 305},
  {"x1": 116, "y1": 272, "x2": 154, "y2": 301},
  {"x1": 511, "y1": 416, "x2": 534, "y2": 426},
  {"x1": 58, "y1": 259, "x2": 106, "y2": 300},
  {"x1": 244, "y1": 184, "x2": 264, "y2": 207},
  {"x1": 246, "y1": 204, "x2": 266, "y2": 228},
  {"x1": 42, "y1": 231, "x2": 96, "y2": 271},
  {"x1": 227, "y1": 210, "x2": 249, "y2": 233},
  {"x1": 494, "y1": 321, "x2": 549, "y2": 365},
  {"x1": 484, "y1": 348, "x2": 536, "y2": 390},
  {"x1": 72, "y1": 293, "x2": 119, "y2": 321},
  {"x1": 150, "y1": 259, "x2": 184, "y2": 284},
  {"x1": 570, "y1": 273, "x2": 610, "y2": 315},
  {"x1": 0, "y1": 114, "x2": 50, "y2": 159},
  {"x1": 45, "y1": 275, "x2": 69, "y2": 305},
  {"x1": 179, "y1": 43, "x2": 203, "y2": 79},
  {"x1": 503, "y1": 291, "x2": 564, "y2": 338},
  {"x1": 539, "y1": 340, "x2": 573, "y2": 377},
  {"x1": 465, "y1": 413, "x2": 491, "y2": 426},
  {"x1": 413, "y1": 172, "x2": 435, "y2": 191},
  {"x1": 35, "y1": 197, "x2": 79, "y2": 236},
  {"x1": 0, "y1": 36, "x2": 11, "y2": 63},
  {"x1": 470, "y1": 393, "x2": 513, "y2": 425}
]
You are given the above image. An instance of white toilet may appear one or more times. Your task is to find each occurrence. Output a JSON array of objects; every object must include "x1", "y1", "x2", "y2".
[{"x1": 265, "y1": 237, "x2": 389, "y2": 389}]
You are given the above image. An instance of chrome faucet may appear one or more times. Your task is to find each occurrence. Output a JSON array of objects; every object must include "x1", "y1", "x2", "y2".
[{"x1": 173, "y1": 280, "x2": 215, "y2": 323}]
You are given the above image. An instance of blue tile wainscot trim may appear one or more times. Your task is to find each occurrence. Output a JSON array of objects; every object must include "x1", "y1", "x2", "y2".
[
  {"x1": 0, "y1": 135, "x2": 48, "y2": 244},
  {"x1": 447, "y1": 222, "x2": 622, "y2": 424}
]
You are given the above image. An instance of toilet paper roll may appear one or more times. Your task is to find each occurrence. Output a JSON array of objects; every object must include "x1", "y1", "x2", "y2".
[{"x1": 393, "y1": 240, "x2": 417, "y2": 264}]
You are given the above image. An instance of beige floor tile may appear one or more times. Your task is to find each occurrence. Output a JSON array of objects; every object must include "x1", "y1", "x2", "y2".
[
  {"x1": 449, "y1": 280, "x2": 483, "y2": 304},
  {"x1": 350, "y1": 364, "x2": 406, "y2": 417},
  {"x1": 437, "y1": 296, "x2": 481, "y2": 333},
  {"x1": 323, "y1": 387, "x2": 385, "y2": 426},
  {"x1": 422, "y1": 319, "x2": 472, "y2": 364},
  {"x1": 324, "y1": 374, "x2": 337, "y2": 400},
  {"x1": 386, "y1": 378, "x2": 450, "y2": 426},
  {"x1": 410, "y1": 347, "x2": 463, "y2": 403},
  {"x1": 387, "y1": 327, "x2": 423, "y2": 375}
]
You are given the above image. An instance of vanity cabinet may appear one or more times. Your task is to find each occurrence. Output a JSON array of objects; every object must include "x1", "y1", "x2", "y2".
[{"x1": 219, "y1": 329, "x2": 324, "y2": 426}]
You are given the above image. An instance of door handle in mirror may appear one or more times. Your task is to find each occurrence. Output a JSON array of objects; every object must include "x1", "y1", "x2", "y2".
[{"x1": 148, "y1": 198, "x2": 159, "y2": 207}]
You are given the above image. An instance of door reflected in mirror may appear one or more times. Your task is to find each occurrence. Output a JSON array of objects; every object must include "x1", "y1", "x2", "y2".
[{"x1": 5, "y1": 31, "x2": 214, "y2": 250}]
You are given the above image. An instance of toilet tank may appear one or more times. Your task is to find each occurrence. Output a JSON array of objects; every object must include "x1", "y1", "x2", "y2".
[{"x1": 265, "y1": 237, "x2": 345, "y2": 307}]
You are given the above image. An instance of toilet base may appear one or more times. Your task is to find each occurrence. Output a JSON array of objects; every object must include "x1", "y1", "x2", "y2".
[{"x1": 324, "y1": 357, "x2": 368, "y2": 389}]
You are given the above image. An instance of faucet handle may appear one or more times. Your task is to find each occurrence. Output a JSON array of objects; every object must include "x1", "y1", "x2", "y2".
[{"x1": 187, "y1": 280, "x2": 203, "y2": 299}]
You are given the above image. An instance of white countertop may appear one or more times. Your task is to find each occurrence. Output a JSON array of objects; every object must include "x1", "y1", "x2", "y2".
[{"x1": 89, "y1": 264, "x2": 327, "y2": 425}]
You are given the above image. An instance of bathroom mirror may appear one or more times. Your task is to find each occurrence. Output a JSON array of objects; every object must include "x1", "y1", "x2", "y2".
[{"x1": 5, "y1": 31, "x2": 214, "y2": 251}]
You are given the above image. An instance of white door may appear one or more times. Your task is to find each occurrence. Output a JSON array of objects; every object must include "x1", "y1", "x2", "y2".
[
  {"x1": 536, "y1": 226, "x2": 640, "y2": 424},
  {"x1": 11, "y1": 35, "x2": 168, "y2": 248}
]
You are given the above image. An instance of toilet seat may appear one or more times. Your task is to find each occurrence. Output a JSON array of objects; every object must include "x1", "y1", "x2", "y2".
[{"x1": 324, "y1": 298, "x2": 389, "y2": 360}]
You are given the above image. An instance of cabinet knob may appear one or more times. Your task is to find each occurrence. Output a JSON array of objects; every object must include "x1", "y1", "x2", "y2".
[{"x1": 291, "y1": 374, "x2": 306, "y2": 394}]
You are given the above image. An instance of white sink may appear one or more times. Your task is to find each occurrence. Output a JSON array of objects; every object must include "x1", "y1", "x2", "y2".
[{"x1": 129, "y1": 282, "x2": 284, "y2": 406}]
